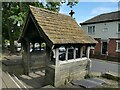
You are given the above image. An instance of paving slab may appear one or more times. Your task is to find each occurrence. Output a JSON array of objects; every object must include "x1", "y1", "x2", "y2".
[
  {"x1": 88, "y1": 78, "x2": 105, "y2": 84},
  {"x1": 42, "y1": 85, "x2": 55, "y2": 88},
  {"x1": 2, "y1": 72, "x2": 18, "y2": 88},
  {"x1": 19, "y1": 70, "x2": 45, "y2": 89},
  {"x1": 2, "y1": 79, "x2": 7, "y2": 88},
  {"x1": 72, "y1": 79, "x2": 102, "y2": 88}
]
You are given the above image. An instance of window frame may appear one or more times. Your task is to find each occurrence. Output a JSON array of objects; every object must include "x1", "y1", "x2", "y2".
[
  {"x1": 116, "y1": 40, "x2": 120, "y2": 52},
  {"x1": 88, "y1": 26, "x2": 95, "y2": 34},
  {"x1": 118, "y1": 24, "x2": 120, "y2": 33}
]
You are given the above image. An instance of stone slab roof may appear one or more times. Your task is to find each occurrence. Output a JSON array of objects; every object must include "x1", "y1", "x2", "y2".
[
  {"x1": 80, "y1": 11, "x2": 120, "y2": 25},
  {"x1": 19, "y1": 5, "x2": 97, "y2": 45}
]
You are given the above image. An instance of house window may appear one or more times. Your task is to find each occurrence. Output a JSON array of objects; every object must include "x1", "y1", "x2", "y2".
[
  {"x1": 118, "y1": 24, "x2": 120, "y2": 33},
  {"x1": 116, "y1": 40, "x2": 120, "y2": 52},
  {"x1": 88, "y1": 26, "x2": 95, "y2": 34}
]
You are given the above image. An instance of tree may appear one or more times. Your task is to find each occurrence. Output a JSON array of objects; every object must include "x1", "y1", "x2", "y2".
[
  {"x1": 2, "y1": 1, "x2": 78, "y2": 54},
  {"x1": 2, "y1": 2, "x2": 43, "y2": 54}
]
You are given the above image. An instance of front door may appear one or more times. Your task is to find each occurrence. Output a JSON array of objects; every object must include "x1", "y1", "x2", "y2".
[{"x1": 101, "y1": 41, "x2": 107, "y2": 54}]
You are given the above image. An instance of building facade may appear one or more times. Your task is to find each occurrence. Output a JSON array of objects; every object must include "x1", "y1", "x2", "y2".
[{"x1": 80, "y1": 11, "x2": 120, "y2": 62}]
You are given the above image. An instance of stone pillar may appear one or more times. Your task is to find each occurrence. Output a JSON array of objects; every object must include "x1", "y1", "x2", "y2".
[
  {"x1": 73, "y1": 47, "x2": 76, "y2": 59},
  {"x1": 55, "y1": 48, "x2": 59, "y2": 66},
  {"x1": 65, "y1": 48, "x2": 68, "y2": 60},
  {"x1": 80, "y1": 46, "x2": 83, "y2": 58}
]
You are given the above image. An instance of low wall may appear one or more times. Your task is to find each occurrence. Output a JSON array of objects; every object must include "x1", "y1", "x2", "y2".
[
  {"x1": 45, "y1": 65, "x2": 55, "y2": 86},
  {"x1": 2, "y1": 61, "x2": 24, "y2": 75},
  {"x1": 30, "y1": 51, "x2": 46, "y2": 71},
  {"x1": 45, "y1": 58, "x2": 88, "y2": 87},
  {"x1": 55, "y1": 59, "x2": 88, "y2": 87}
]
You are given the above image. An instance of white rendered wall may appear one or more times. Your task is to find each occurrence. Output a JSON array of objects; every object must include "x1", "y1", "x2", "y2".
[{"x1": 81, "y1": 21, "x2": 120, "y2": 40}]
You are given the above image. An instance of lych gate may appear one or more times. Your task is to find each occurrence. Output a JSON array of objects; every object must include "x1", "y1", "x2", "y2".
[{"x1": 18, "y1": 6, "x2": 97, "y2": 87}]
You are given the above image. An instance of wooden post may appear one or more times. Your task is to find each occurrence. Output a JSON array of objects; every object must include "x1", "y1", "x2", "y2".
[
  {"x1": 65, "y1": 48, "x2": 68, "y2": 60},
  {"x1": 87, "y1": 46, "x2": 90, "y2": 59},
  {"x1": 22, "y1": 42, "x2": 26, "y2": 73},
  {"x1": 32, "y1": 43, "x2": 35, "y2": 52},
  {"x1": 22, "y1": 40, "x2": 30, "y2": 75},
  {"x1": 55, "y1": 48, "x2": 59, "y2": 66},
  {"x1": 80, "y1": 46, "x2": 83, "y2": 58},
  {"x1": 27, "y1": 41, "x2": 30, "y2": 75},
  {"x1": 86, "y1": 46, "x2": 91, "y2": 75},
  {"x1": 73, "y1": 47, "x2": 76, "y2": 59},
  {"x1": 39, "y1": 43, "x2": 41, "y2": 51}
]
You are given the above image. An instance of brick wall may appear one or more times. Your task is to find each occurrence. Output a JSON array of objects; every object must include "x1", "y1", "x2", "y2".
[
  {"x1": 92, "y1": 38, "x2": 120, "y2": 61},
  {"x1": 94, "y1": 38, "x2": 101, "y2": 55},
  {"x1": 108, "y1": 38, "x2": 120, "y2": 61}
]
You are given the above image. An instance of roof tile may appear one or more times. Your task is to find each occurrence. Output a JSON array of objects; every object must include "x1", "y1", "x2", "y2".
[{"x1": 29, "y1": 5, "x2": 97, "y2": 44}]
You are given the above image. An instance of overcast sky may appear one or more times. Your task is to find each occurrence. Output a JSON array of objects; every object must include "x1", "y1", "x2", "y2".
[{"x1": 59, "y1": 1, "x2": 119, "y2": 24}]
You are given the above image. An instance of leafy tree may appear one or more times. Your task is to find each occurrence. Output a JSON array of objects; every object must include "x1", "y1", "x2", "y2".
[{"x1": 2, "y1": 1, "x2": 78, "y2": 54}]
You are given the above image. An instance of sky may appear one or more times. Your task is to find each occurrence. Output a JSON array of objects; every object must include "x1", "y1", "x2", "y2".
[{"x1": 59, "y1": 1, "x2": 119, "y2": 24}]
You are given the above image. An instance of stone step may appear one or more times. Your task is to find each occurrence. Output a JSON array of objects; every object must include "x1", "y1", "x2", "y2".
[
  {"x1": 12, "y1": 74, "x2": 28, "y2": 89},
  {"x1": 2, "y1": 72, "x2": 19, "y2": 88}
]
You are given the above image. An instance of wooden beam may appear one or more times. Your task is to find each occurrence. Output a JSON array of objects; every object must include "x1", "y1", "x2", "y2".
[
  {"x1": 80, "y1": 46, "x2": 83, "y2": 58},
  {"x1": 55, "y1": 48, "x2": 59, "y2": 66},
  {"x1": 87, "y1": 46, "x2": 90, "y2": 59},
  {"x1": 65, "y1": 48, "x2": 68, "y2": 60},
  {"x1": 27, "y1": 41, "x2": 30, "y2": 75},
  {"x1": 73, "y1": 47, "x2": 76, "y2": 59}
]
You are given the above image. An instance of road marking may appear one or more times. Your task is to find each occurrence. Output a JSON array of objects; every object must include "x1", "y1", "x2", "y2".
[
  {"x1": 13, "y1": 74, "x2": 28, "y2": 90},
  {"x1": 7, "y1": 72, "x2": 22, "y2": 90}
]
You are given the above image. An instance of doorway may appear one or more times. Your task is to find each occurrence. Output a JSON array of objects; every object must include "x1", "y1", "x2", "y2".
[{"x1": 101, "y1": 41, "x2": 107, "y2": 55}]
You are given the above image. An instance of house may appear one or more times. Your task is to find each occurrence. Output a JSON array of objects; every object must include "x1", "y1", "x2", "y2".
[
  {"x1": 80, "y1": 11, "x2": 120, "y2": 62},
  {"x1": 18, "y1": 5, "x2": 96, "y2": 87}
]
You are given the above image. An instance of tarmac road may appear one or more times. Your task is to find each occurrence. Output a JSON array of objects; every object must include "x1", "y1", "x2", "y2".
[{"x1": 91, "y1": 58, "x2": 119, "y2": 73}]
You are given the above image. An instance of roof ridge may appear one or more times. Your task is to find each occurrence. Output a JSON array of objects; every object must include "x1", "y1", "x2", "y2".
[
  {"x1": 99, "y1": 10, "x2": 120, "y2": 16},
  {"x1": 80, "y1": 10, "x2": 120, "y2": 25},
  {"x1": 29, "y1": 5, "x2": 58, "y2": 14},
  {"x1": 29, "y1": 5, "x2": 72, "y2": 18}
]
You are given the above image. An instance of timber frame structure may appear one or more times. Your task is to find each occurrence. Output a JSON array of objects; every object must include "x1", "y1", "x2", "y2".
[{"x1": 18, "y1": 5, "x2": 97, "y2": 87}]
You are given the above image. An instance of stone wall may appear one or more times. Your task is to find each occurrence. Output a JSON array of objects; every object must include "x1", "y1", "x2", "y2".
[
  {"x1": 45, "y1": 65, "x2": 55, "y2": 86},
  {"x1": 45, "y1": 59, "x2": 88, "y2": 87},
  {"x1": 55, "y1": 59, "x2": 88, "y2": 87}
]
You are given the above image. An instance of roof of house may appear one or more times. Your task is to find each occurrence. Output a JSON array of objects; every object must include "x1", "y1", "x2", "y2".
[
  {"x1": 18, "y1": 5, "x2": 97, "y2": 45},
  {"x1": 80, "y1": 11, "x2": 120, "y2": 25}
]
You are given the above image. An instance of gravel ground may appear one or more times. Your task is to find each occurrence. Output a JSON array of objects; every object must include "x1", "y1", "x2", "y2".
[{"x1": 101, "y1": 77, "x2": 119, "y2": 88}]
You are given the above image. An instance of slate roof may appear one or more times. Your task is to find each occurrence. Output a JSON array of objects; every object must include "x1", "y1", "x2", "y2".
[
  {"x1": 19, "y1": 5, "x2": 97, "y2": 45},
  {"x1": 80, "y1": 11, "x2": 120, "y2": 25}
]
